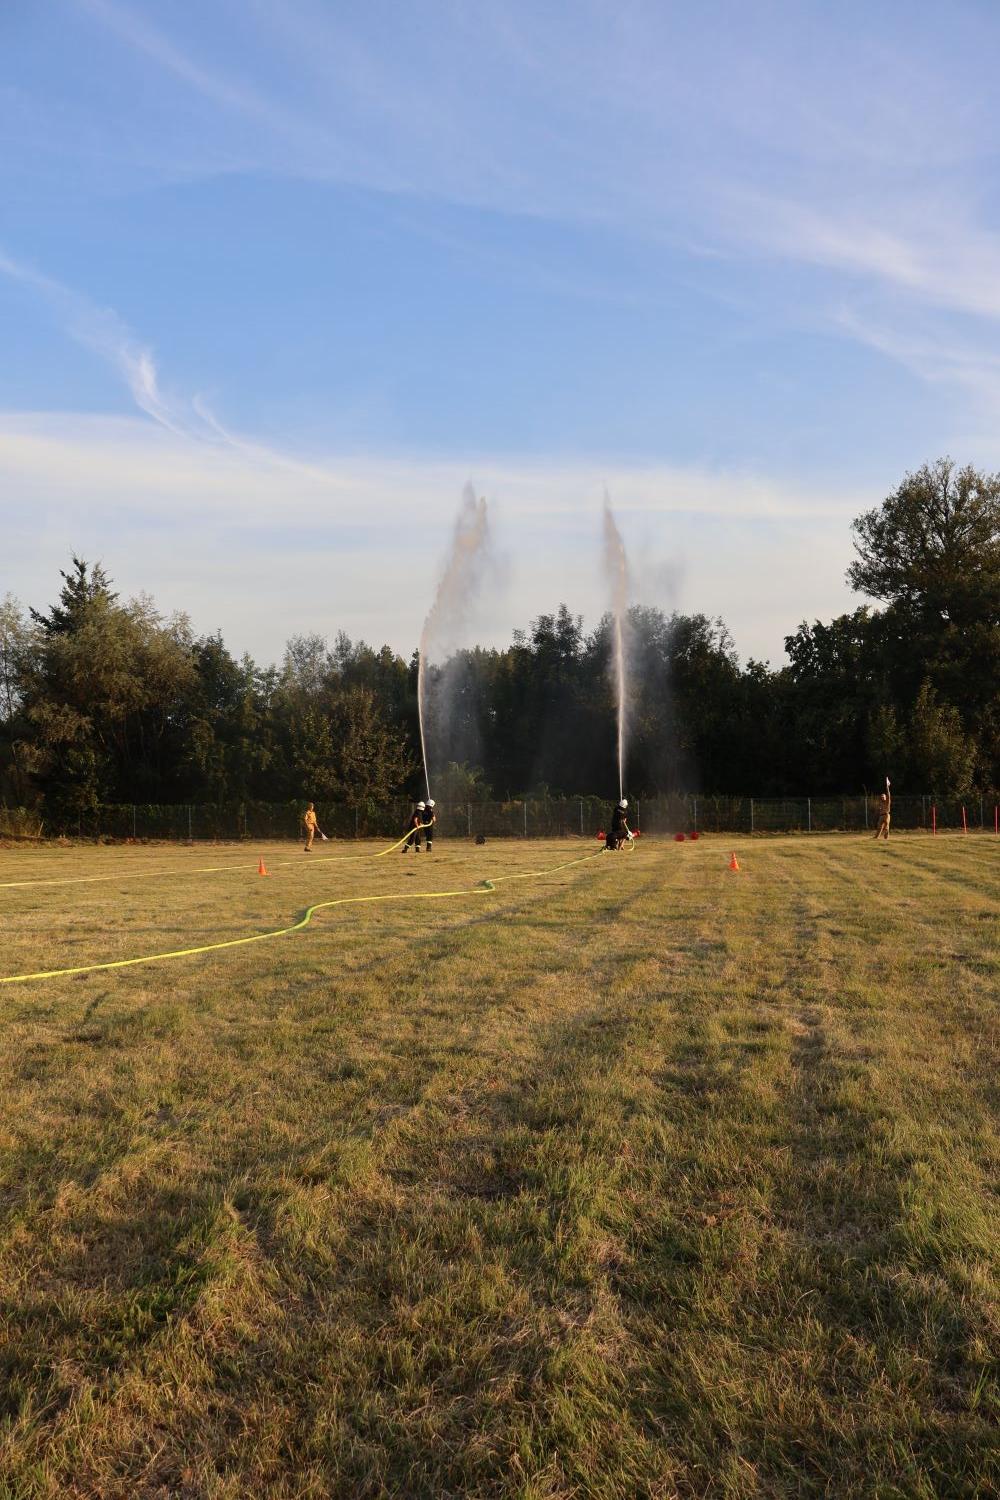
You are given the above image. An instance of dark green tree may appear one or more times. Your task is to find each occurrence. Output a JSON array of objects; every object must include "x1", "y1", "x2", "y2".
[
  {"x1": 848, "y1": 459, "x2": 1000, "y2": 785},
  {"x1": 907, "y1": 681, "x2": 977, "y2": 794},
  {"x1": 0, "y1": 595, "x2": 38, "y2": 805},
  {"x1": 849, "y1": 458, "x2": 1000, "y2": 623},
  {"x1": 21, "y1": 561, "x2": 195, "y2": 821},
  {"x1": 176, "y1": 636, "x2": 275, "y2": 803}
]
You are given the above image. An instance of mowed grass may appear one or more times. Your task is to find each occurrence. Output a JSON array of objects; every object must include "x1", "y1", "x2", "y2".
[{"x1": 0, "y1": 833, "x2": 998, "y2": 1500}]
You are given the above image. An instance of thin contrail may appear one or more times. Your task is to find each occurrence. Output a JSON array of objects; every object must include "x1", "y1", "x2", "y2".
[{"x1": 0, "y1": 244, "x2": 347, "y2": 482}]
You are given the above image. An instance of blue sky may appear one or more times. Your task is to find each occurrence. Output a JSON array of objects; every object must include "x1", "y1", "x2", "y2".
[{"x1": 3, "y1": 0, "x2": 1000, "y2": 664}]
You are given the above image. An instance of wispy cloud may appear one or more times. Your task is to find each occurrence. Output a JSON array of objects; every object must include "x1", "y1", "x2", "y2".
[
  {"x1": 57, "y1": 5, "x2": 994, "y2": 228},
  {"x1": 0, "y1": 246, "x2": 197, "y2": 436},
  {"x1": 0, "y1": 245, "x2": 361, "y2": 484},
  {"x1": 834, "y1": 306, "x2": 1000, "y2": 426},
  {"x1": 76, "y1": 0, "x2": 273, "y2": 119},
  {"x1": 0, "y1": 408, "x2": 863, "y2": 664},
  {"x1": 6, "y1": 0, "x2": 1000, "y2": 589},
  {"x1": 68, "y1": 0, "x2": 438, "y2": 198},
  {"x1": 0, "y1": 409, "x2": 863, "y2": 523},
  {"x1": 54, "y1": 0, "x2": 1000, "y2": 373},
  {"x1": 734, "y1": 193, "x2": 1000, "y2": 325},
  {"x1": 0, "y1": 233, "x2": 873, "y2": 669}
]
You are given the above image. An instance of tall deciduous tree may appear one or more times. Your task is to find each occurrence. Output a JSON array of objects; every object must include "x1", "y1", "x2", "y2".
[
  {"x1": 847, "y1": 458, "x2": 999, "y2": 785},
  {"x1": 849, "y1": 458, "x2": 1000, "y2": 623}
]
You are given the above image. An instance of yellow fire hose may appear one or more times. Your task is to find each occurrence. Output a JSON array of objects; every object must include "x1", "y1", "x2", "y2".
[{"x1": 0, "y1": 849, "x2": 608, "y2": 986}]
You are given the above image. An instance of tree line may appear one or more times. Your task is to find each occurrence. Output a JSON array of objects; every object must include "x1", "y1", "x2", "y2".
[{"x1": 1, "y1": 458, "x2": 997, "y2": 821}]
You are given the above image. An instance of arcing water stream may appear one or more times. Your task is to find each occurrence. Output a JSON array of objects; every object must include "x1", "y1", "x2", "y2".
[
  {"x1": 602, "y1": 498, "x2": 630, "y2": 801},
  {"x1": 417, "y1": 485, "x2": 490, "y2": 799}
]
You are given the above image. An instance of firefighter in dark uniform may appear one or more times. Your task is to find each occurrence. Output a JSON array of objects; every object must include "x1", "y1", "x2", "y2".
[
  {"x1": 403, "y1": 801, "x2": 424, "y2": 851},
  {"x1": 606, "y1": 798, "x2": 632, "y2": 850},
  {"x1": 420, "y1": 797, "x2": 436, "y2": 852}
]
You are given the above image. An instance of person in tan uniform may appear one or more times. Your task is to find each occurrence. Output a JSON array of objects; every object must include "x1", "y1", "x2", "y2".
[
  {"x1": 303, "y1": 802, "x2": 319, "y2": 851},
  {"x1": 873, "y1": 779, "x2": 891, "y2": 840}
]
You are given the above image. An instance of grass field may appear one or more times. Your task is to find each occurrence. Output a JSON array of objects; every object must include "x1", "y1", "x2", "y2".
[{"x1": 1, "y1": 833, "x2": 998, "y2": 1499}]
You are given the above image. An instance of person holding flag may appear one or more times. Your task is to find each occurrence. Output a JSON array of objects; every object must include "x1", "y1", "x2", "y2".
[{"x1": 873, "y1": 778, "x2": 891, "y2": 841}]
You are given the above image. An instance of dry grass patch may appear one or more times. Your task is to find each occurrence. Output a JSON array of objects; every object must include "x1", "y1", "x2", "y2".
[{"x1": 0, "y1": 834, "x2": 998, "y2": 1497}]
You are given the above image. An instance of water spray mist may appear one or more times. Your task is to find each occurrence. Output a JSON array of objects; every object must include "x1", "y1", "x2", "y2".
[
  {"x1": 602, "y1": 497, "x2": 630, "y2": 801},
  {"x1": 418, "y1": 485, "x2": 491, "y2": 799}
]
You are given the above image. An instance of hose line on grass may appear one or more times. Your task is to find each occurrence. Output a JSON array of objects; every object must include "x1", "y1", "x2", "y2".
[{"x1": 0, "y1": 849, "x2": 608, "y2": 986}]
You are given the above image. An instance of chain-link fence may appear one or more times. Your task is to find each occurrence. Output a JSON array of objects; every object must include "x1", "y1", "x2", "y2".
[
  {"x1": 3, "y1": 793, "x2": 998, "y2": 842},
  {"x1": 671, "y1": 793, "x2": 998, "y2": 834}
]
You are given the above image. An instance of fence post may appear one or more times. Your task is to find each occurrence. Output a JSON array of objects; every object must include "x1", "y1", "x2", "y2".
[
  {"x1": 468, "y1": 804, "x2": 472, "y2": 837},
  {"x1": 524, "y1": 801, "x2": 528, "y2": 838},
  {"x1": 750, "y1": 797, "x2": 754, "y2": 835},
  {"x1": 187, "y1": 805, "x2": 192, "y2": 842},
  {"x1": 980, "y1": 795, "x2": 984, "y2": 830},
  {"x1": 864, "y1": 796, "x2": 868, "y2": 830},
  {"x1": 579, "y1": 797, "x2": 584, "y2": 836},
  {"x1": 693, "y1": 795, "x2": 698, "y2": 831},
  {"x1": 132, "y1": 804, "x2": 136, "y2": 840},
  {"x1": 807, "y1": 796, "x2": 812, "y2": 834}
]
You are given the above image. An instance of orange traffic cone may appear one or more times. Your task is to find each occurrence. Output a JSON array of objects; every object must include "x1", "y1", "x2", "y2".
[
  {"x1": 258, "y1": 857, "x2": 269, "y2": 877},
  {"x1": 729, "y1": 851, "x2": 740, "y2": 872}
]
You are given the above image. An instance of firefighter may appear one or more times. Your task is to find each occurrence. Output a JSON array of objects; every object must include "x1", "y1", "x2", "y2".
[
  {"x1": 606, "y1": 798, "x2": 632, "y2": 850},
  {"x1": 403, "y1": 801, "x2": 425, "y2": 851},
  {"x1": 420, "y1": 797, "x2": 436, "y2": 851}
]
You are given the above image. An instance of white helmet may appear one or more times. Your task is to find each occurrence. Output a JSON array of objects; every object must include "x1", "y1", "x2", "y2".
[
  {"x1": 416, "y1": 801, "x2": 426, "y2": 810},
  {"x1": 426, "y1": 798, "x2": 435, "y2": 807},
  {"x1": 618, "y1": 798, "x2": 628, "y2": 809}
]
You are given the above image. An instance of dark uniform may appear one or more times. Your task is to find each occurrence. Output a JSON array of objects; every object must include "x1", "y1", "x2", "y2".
[
  {"x1": 420, "y1": 804, "x2": 436, "y2": 851},
  {"x1": 606, "y1": 804, "x2": 631, "y2": 850},
  {"x1": 403, "y1": 807, "x2": 423, "y2": 851}
]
